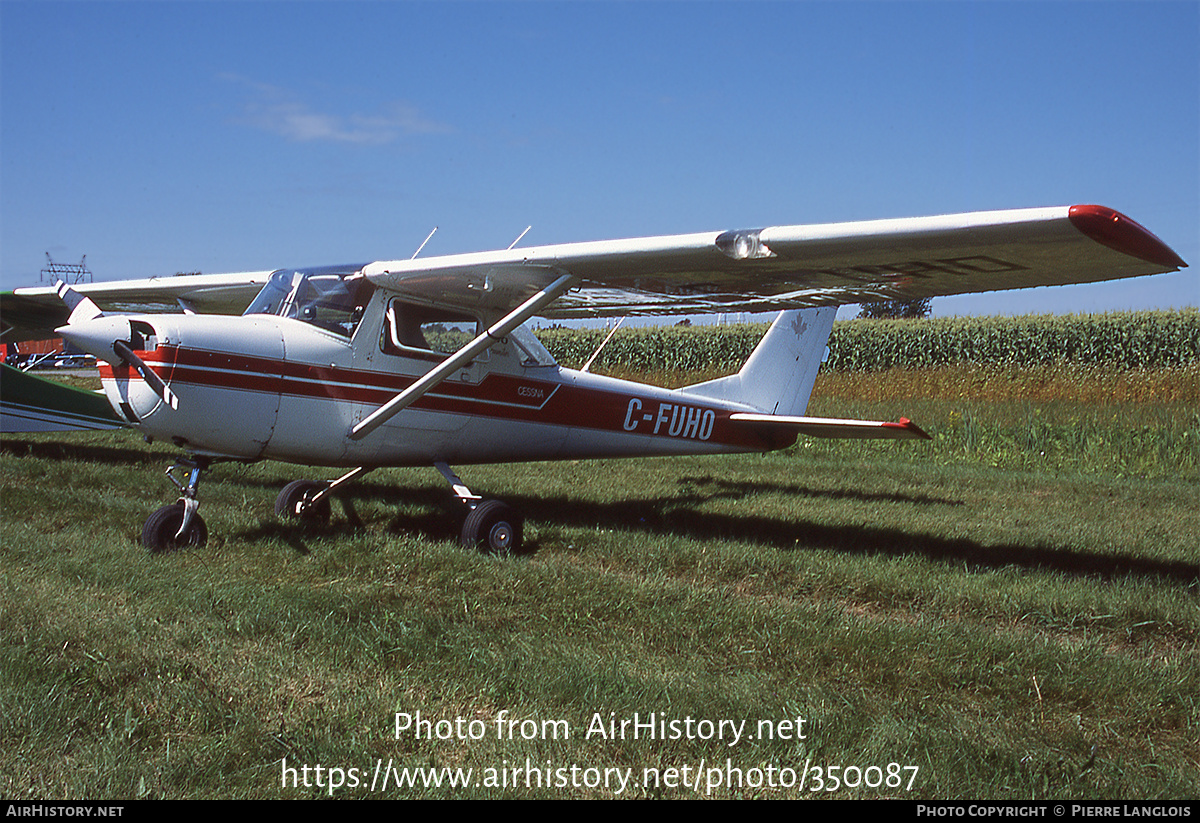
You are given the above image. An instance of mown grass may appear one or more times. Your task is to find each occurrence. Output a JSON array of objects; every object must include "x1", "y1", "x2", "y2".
[{"x1": 2, "y1": 361, "x2": 1197, "y2": 799}]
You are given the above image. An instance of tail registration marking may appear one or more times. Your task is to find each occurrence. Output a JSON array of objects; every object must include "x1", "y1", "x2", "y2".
[{"x1": 623, "y1": 398, "x2": 716, "y2": 441}]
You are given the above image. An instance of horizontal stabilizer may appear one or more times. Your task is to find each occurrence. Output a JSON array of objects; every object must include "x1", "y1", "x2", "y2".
[{"x1": 729, "y1": 412, "x2": 931, "y2": 440}]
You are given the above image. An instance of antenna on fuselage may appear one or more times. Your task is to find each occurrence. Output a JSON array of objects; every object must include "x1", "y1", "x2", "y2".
[
  {"x1": 507, "y1": 226, "x2": 532, "y2": 250},
  {"x1": 411, "y1": 227, "x2": 438, "y2": 259}
]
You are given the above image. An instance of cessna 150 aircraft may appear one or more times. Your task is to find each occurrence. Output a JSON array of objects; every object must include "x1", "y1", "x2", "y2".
[{"x1": 4, "y1": 205, "x2": 1187, "y2": 554}]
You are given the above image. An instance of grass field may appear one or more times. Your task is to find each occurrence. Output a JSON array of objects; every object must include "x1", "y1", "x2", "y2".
[{"x1": 1, "y1": 357, "x2": 1197, "y2": 799}]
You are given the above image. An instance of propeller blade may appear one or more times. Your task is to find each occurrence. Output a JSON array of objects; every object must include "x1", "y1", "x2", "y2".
[
  {"x1": 112, "y1": 340, "x2": 178, "y2": 410},
  {"x1": 55, "y1": 280, "x2": 104, "y2": 324}
]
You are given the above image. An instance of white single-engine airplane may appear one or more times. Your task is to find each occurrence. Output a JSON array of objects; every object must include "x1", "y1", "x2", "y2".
[{"x1": 8, "y1": 205, "x2": 1187, "y2": 553}]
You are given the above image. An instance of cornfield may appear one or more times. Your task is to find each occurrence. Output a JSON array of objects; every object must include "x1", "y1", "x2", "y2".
[
  {"x1": 534, "y1": 309, "x2": 1200, "y2": 373},
  {"x1": 535, "y1": 322, "x2": 767, "y2": 374}
]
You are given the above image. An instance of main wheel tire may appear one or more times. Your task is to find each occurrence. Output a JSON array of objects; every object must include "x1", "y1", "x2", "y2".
[
  {"x1": 142, "y1": 503, "x2": 207, "y2": 553},
  {"x1": 461, "y1": 500, "x2": 523, "y2": 556},
  {"x1": 275, "y1": 480, "x2": 331, "y2": 525}
]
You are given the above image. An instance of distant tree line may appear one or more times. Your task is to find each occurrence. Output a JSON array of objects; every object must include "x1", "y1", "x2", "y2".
[{"x1": 856, "y1": 298, "x2": 932, "y2": 319}]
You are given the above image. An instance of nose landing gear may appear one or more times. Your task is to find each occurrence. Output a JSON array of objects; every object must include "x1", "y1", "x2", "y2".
[{"x1": 142, "y1": 456, "x2": 209, "y2": 553}]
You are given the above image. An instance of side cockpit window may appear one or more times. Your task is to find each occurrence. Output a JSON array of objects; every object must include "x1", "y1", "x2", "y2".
[{"x1": 381, "y1": 300, "x2": 480, "y2": 359}]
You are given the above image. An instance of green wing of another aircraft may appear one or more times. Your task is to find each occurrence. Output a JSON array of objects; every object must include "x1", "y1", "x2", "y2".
[
  {"x1": 1, "y1": 364, "x2": 126, "y2": 432},
  {"x1": 1, "y1": 271, "x2": 273, "y2": 343}
]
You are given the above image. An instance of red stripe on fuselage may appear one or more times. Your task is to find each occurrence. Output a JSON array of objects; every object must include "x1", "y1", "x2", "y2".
[{"x1": 100, "y1": 345, "x2": 791, "y2": 451}]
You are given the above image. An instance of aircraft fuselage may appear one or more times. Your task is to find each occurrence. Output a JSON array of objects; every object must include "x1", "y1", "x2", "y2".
[{"x1": 96, "y1": 311, "x2": 794, "y2": 469}]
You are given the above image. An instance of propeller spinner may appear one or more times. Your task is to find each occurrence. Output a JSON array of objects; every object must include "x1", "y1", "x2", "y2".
[{"x1": 53, "y1": 282, "x2": 179, "y2": 411}]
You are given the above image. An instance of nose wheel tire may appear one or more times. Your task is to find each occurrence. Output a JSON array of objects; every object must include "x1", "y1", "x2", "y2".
[
  {"x1": 275, "y1": 480, "x2": 332, "y2": 525},
  {"x1": 461, "y1": 500, "x2": 523, "y2": 555},
  {"x1": 143, "y1": 503, "x2": 208, "y2": 553}
]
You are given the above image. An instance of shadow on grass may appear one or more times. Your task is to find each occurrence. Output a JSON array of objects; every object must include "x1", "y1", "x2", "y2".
[
  {"x1": 676, "y1": 474, "x2": 965, "y2": 507},
  {"x1": 1, "y1": 437, "x2": 161, "y2": 467},
  {"x1": 233, "y1": 484, "x2": 463, "y2": 551},
  {"x1": 267, "y1": 478, "x2": 1197, "y2": 585},
  {"x1": 26, "y1": 441, "x2": 1184, "y2": 584},
  {"x1": 521, "y1": 490, "x2": 1196, "y2": 584}
]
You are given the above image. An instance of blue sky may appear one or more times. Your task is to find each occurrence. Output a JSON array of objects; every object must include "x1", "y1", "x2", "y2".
[{"x1": 2, "y1": 1, "x2": 1196, "y2": 319}]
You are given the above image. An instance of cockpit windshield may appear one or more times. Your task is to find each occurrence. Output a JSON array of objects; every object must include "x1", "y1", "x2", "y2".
[{"x1": 244, "y1": 265, "x2": 374, "y2": 338}]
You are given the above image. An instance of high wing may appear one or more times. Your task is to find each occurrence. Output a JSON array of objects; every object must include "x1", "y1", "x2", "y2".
[
  {"x1": 1, "y1": 271, "x2": 273, "y2": 342},
  {"x1": 362, "y1": 205, "x2": 1187, "y2": 318},
  {"x1": 2, "y1": 205, "x2": 1185, "y2": 340},
  {"x1": 348, "y1": 205, "x2": 1185, "y2": 439}
]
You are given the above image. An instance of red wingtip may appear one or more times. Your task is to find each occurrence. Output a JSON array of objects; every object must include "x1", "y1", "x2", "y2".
[{"x1": 1068, "y1": 205, "x2": 1187, "y2": 269}]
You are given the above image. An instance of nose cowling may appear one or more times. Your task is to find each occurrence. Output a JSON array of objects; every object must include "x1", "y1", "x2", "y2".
[
  {"x1": 60, "y1": 311, "x2": 288, "y2": 460},
  {"x1": 58, "y1": 316, "x2": 178, "y2": 413},
  {"x1": 55, "y1": 316, "x2": 137, "y2": 365}
]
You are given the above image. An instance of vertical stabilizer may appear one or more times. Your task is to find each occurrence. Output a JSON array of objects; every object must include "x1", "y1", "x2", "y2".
[{"x1": 679, "y1": 307, "x2": 835, "y2": 416}]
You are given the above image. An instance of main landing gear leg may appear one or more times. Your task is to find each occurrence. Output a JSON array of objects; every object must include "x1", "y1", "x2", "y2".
[
  {"x1": 275, "y1": 467, "x2": 372, "y2": 526},
  {"x1": 142, "y1": 456, "x2": 210, "y2": 553},
  {"x1": 435, "y1": 462, "x2": 524, "y2": 556}
]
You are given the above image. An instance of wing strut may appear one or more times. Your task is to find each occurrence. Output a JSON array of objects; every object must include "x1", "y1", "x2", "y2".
[{"x1": 349, "y1": 273, "x2": 579, "y2": 441}]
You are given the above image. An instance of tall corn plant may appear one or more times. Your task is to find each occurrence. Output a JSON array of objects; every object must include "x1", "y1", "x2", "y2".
[{"x1": 536, "y1": 310, "x2": 1200, "y2": 373}]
